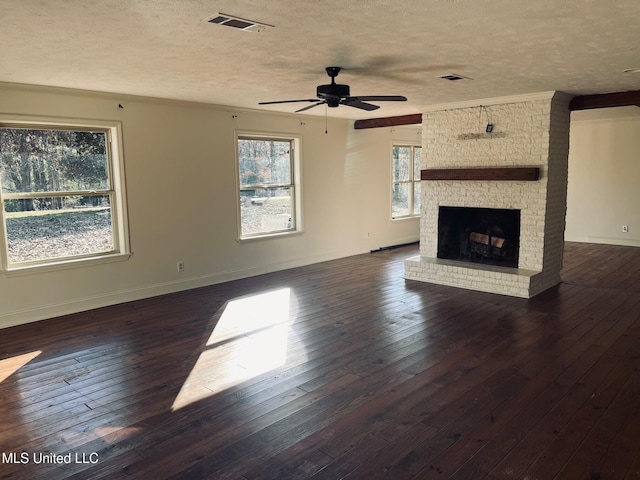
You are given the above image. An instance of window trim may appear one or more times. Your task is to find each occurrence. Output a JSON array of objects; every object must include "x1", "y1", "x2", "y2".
[
  {"x1": 0, "y1": 114, "x2": 131, "y2": 273},
  {"x1": 234, "y1": 131, "x2": 303, "y2": 241},
  {"x1": 391, "y1": 143, "x2": 422, "y2": 220}
]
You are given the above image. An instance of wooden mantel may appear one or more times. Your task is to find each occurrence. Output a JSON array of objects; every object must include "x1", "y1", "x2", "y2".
[
  {"x1": 353, "y1": 114, "x2": 422, "y2": 129},
  {"x1": 421, "y1": 167, "x2": 540, "y2": 181}
]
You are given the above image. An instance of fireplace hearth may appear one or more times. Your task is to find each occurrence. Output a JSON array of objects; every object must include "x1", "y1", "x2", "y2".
[{"x1": 438, "y1": 206, "x2": 520, "y2": 268}]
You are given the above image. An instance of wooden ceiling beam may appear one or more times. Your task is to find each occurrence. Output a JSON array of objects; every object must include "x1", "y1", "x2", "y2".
[
  {"x1": 569, "y1": 90, "x2": 640, "y2": 111},
  {"x1": 353, "y1": 91, "x2": 640, "y2": 129},
  {"x1": 354, "y1": 113, "x2": 422, "y2": 130}
]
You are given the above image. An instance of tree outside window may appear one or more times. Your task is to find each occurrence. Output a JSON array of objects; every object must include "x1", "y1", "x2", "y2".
[
  {"x1": 0, "y1": 120, "x2": 129, "y2": 269},
  {"x1": 392, "y1": 145, "x2": 421, "y2": 219},
  {"x1": 237, "y1": 135, "x2": 300, "y2": 239}
]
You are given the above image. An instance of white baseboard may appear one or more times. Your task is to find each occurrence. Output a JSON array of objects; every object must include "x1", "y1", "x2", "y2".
[
  {"x1": 0, "y1": 247, "x2": 365, "y2": 329},
  {"x1": 564, "y1": 235, "x2": 640, "y2": 248}
]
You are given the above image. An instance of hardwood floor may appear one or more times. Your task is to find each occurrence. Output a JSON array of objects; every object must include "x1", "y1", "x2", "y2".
[{"x1": 1, "y1": 242, "x2": 640, "y2": 479}]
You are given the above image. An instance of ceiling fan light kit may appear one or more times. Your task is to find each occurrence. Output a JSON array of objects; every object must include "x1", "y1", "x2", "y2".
[{"x1": 259, "y1": 67, "x2": 407, "y2": 112}]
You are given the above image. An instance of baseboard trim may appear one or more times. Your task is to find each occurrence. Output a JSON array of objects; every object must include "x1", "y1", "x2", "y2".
[
  {"x1": 564, "y1": 236, "x2": 640, "y2": 248},
  {"x1": 0, "y1": 247, "x2": 364, "y2": 329}
]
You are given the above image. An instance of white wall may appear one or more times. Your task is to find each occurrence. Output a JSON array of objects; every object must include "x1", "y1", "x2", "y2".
[
  {"x1": 344, "y1": 125, "x2": 422, "y2": 251},
  {"x1": 566, "y1": 109, "x2": 640, "y2": 247},
  {"x1": 0, "y1": 84, "x2": 420, "y2": 328}
]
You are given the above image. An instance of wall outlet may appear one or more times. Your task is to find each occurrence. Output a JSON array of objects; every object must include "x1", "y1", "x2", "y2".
[
  {"x1": 622, "y1": 225, "x2": 629, "y2": 233},
  {"x1": 177, "y1": 261, "x2": 184, "y2": 272}
]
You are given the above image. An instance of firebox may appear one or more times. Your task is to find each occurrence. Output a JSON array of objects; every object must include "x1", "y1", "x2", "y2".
[{"x1": 437, "y1": 206, "x2": 521, "y2": 268}]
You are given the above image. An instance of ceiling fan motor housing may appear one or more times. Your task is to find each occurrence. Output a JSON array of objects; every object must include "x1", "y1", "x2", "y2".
[{"x1": 317, "y1": 83, "x2": 350, "y2": 99}]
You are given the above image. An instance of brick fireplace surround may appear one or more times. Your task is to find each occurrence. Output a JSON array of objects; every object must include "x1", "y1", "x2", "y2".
[{"x1": 405, "y1": 92, "x2": 571, "y2": 298}]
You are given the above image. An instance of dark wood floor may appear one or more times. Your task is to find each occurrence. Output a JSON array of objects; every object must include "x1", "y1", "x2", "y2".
[{"x1": 2, "y1": 242, "x2": 640, "y2": 480}]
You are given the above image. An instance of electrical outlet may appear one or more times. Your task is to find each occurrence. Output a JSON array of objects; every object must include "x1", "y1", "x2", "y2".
[
  {"x1": 623, "y1": 225, "x2": 629, "y2": 233},
  {"x1": 177, "y1": 261, "x2": 184, "y2": 272}
]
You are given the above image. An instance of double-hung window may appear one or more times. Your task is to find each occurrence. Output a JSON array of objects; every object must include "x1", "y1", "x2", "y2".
[
  {"x1": 0, "y1": 117, "x2": 129, "y2": 271},
  {"x1": 391, "y1": 144, "x2": 422, "y2": 219},
  {"x1": 236, "y1": 134, "x2": 301, "y2": 239}
]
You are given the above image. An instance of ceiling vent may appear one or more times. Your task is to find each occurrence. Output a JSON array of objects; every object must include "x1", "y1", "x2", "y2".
[
  {"x1": 439, "y1": 73, "x2": 472, "y2": 81},
  {"x1": 205, "y1": 13, "x2": 273, "y2": 32}
]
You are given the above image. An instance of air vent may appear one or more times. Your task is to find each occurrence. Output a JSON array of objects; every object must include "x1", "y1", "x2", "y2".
[
  {"x1": 205, "y1": 13, "x2": 273, "y2": 32},
  {"x1": 439, "y1": 73, "x2": 472, "y2": 81}
]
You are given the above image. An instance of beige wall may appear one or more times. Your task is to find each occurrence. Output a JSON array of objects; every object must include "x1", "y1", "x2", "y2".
[
  {"x1": 0, "y1": 84, "x2": 420, "y2": 328},
  {"x1": 566, "y1": 110, "x2": 640, "y2": 247}
]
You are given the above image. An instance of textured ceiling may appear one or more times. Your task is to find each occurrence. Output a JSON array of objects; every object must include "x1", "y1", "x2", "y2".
[{"x1": 2, "y1": 0, "x2": 640, "y2": 119}]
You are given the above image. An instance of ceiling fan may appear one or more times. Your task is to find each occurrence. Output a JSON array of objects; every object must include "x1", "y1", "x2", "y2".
[{"x1": 259, "y1": 66, "x2": 407, "y2": 113}]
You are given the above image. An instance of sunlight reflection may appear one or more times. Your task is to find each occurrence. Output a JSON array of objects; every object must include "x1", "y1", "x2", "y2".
[
  {"x1": 0, "y1": 350, "x2": 42, "y2": 383},
  {"x1": 92, "y1": 426, "x2": 145, "y2": 443},
  {"x1": 172, "y1": 288, "x2": 292, "y2": 411}
]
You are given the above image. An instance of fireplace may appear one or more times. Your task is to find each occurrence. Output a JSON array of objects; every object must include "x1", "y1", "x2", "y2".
[
  {"x1": 403, "y1": 92, "x2": 571, "y2": 298},
  {"x1": 438, "y1": 206, "x2": 521, "y2": 268}
]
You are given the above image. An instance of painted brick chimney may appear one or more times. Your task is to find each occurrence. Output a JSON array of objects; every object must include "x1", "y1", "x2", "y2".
[{"x1": 405, "y1": 92, "x2": 571, "y2": 298}]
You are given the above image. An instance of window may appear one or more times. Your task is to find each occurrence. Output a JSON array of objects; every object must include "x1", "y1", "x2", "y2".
[
  {"x1": 236, "y1": 134, "x2": 301, "y2": 239},
  {"x1": 0, "y1": 117, "x2": 129, "y2": 271},
  {"x1": 391, "y1": 144, "x2": 422, "y2": 219}
]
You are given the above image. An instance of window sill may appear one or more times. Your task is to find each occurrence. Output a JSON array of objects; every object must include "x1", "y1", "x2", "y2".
[
  {"x1": 238, "y1": 229, "x2": 303, "y2": 243},
  {"x1": 2, "y1": 252, "x2": 133, "y2": 277}
]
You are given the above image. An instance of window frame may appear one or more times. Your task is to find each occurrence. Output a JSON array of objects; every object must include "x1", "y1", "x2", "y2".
[
  {"x1": 0, "y1": 115, "x2": 131, "y2": 274},
  {"x1": 391, "y1": 143, "x2": 422, "y2": 220},
  {"x1": 235, "y1": 131, "x2": 303, "y2": 241}
]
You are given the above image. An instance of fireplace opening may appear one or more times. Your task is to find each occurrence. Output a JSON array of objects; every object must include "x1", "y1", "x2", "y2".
[{"x1": 437, "y1": 206, "x2": 521, "y2": 268}]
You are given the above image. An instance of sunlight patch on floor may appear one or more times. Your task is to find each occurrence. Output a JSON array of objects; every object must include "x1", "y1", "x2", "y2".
[
  {"x1": 92, "y1": 426, "x2": 146, "y2": 443},
  {"x1": 172, "y1": 288, "x2": 292, "y2": 410},
  {"x1": 0, "y1": 350, "x2": 41, "y2": 383}
]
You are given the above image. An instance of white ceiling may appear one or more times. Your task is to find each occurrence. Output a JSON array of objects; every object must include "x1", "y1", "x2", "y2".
[{"x1": 2, "y1": 0, "x2": 640, "y2": 119}]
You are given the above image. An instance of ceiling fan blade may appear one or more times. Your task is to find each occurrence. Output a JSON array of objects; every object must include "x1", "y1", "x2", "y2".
[
  {"x1": 259, "y1": 99, "x2": 320, "y2": 105},
  {"x1": 341, "y1": 99, "x2": 380, "y2": 111},
  {"x1": 349, "y1": 95, "x2": 407, "y2": 102},
  {"x1": 295, "y1": 101, "x2": 325, "y2": 113},
  {"x1": 259, "y1": 68, "x2": 408, "y2": 112}
]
